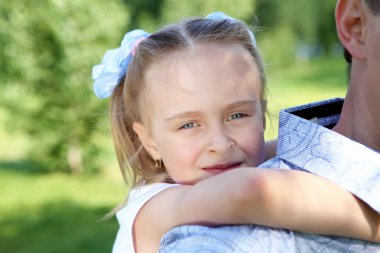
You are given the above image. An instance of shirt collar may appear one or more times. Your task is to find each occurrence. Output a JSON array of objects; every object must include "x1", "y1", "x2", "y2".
[{"x1": 277, "y1": 98, "x2": 380, "y2": 212}]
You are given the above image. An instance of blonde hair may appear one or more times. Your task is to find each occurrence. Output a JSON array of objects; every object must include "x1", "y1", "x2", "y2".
[{"x1": 110, "y1": 17, "x2": 266, "y2": 189}]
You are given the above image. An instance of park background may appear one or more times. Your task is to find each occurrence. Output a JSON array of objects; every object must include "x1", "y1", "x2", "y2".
[{"x1": 0, "y1": 0, "x2": 347, "y2": 252}]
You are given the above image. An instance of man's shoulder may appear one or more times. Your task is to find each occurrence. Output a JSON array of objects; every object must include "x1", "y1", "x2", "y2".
[{"x1": 160, "y1": 224, "x2": 380, "y2": 253}]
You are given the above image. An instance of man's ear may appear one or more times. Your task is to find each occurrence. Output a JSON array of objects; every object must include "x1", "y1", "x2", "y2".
[
  {"x1": 335, "y1": 0, "x2": 367, "y2": 59},
  {"x1": 133, "y1": 122, "x2": 161, "y2": 160}
]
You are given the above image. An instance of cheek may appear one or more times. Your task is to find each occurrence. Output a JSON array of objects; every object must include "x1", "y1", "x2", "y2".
[
  {"x1": 161, "y1": 137, "x2": 201, "y2": 162},
  {"x1": 238, "y1": 123, "x2": 266, "y2": 166},
  {"x1": 158, "y1": 136, "x2": 204, "y2": 179}
]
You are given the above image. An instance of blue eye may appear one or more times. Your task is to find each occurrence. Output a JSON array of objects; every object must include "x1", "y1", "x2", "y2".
[
  {"x1": 179, "y1": 122, "x2": 198, "y2": 130},
  {"x1": 228, "y1": 113, "x2": 247, "y2": 121}
]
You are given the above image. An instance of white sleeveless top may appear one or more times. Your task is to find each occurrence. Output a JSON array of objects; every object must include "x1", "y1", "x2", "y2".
[{"x1": 112, "y1": 183, "x2": 179, "y2": 253}]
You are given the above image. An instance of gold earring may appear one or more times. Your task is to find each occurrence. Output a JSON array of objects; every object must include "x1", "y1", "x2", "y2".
[{"x1": 155, "y1": 159, "x2": 162, "y2": 169}]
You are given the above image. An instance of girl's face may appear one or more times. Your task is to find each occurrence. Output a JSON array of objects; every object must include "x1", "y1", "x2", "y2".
[{"x1": 135, "y1": 43, "x2": 266, "y2": 184}]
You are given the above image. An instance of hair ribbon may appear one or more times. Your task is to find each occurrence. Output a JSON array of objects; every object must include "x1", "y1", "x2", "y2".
[{"x1": 92, "y1": 29, "x2": 150, "y2": 99}]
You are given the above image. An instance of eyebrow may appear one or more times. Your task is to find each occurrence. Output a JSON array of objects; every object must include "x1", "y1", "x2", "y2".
[
  {"x1": 164, "y1": 111, "x2": 200, "y2": 122},
  {"x1": 164, "y1": 100, "x2": 257, "y2": 122},
  {"x1": 226, "y1": 100, "x2": 257, "y2": 110}
]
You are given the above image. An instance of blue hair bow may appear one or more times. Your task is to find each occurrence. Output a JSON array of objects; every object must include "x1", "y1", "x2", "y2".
[{"x1": 92, "y1": 29, "x2": 150, "y2": 99}]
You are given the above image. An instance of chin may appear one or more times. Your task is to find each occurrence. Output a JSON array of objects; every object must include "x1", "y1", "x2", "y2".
[{"x1": 174, "y1": 177, "x2": 200, "y2": 185}]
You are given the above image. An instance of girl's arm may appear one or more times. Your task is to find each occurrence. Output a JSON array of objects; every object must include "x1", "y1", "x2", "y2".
[
  {"x1": 230, "y1": 168, "x2": 380, "y2": 241},
  {"x1": 135, "y1": 167, "x2": 380, "y2": 249}
]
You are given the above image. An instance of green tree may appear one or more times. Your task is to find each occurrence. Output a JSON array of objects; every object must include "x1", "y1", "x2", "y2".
[
  {"x1": 255, "y1": 0, "x2": 338, "y2": 65},
  {"x1": 119, "y1": 0, "x2": 257, "y2": 33},
  {"x1": 161, "y1": 0, "x2": 256, "y2": 24},
  {"x1": 0, "y1": 0, "x2": 128, "y2": 173},
  {"x1": 121, "y1": 0, "x2": 165, "y2": 32}
]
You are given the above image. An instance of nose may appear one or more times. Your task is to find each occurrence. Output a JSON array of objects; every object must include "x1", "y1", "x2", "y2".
[{"x1": 207, "y1": 125, "x2": 235, "y2": 154}]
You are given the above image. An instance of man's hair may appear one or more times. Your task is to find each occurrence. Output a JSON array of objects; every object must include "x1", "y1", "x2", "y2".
[
  {"x1": 344, "y1": 0, "x2": 380, "y2": 78},
  {"x1": 365, "y1": 0, "x2": 380, "y2": 15}
]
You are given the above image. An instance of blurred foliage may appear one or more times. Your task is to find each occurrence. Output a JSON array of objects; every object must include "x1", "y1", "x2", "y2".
[
  {"x1": 0, "y1": 0, "x2": 128, "y2": 173},
  {"x1": 256, "y1": 0, "x2": 338, "y2": 66},
  {"x1": 160, "y1": 0, "x2": 255, "y2": 24},
  {"x1": 0, "y1": 0, "x2": 340, "y2": 174}
]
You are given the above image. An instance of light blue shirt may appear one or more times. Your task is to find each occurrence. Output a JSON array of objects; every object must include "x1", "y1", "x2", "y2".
[{"x1": 159, "y1": 98, "x2": 380, "y2": 253}]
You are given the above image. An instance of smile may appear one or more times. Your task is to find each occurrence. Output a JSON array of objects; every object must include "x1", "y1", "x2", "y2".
[{"x1": 203, "y1": 162, "x2": 243, "y2": 173}]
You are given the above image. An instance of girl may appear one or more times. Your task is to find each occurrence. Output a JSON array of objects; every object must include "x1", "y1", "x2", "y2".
[{"x1": 92, "y1": 13, "x2": 380, "y2": 253}]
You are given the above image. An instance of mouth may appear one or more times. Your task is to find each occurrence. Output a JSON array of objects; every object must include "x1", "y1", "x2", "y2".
[{"x1": 203, "y1": 162, "x2": 243, "y2": 174}]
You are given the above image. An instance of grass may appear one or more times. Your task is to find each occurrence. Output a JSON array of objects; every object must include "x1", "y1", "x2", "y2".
[
  {"x1": 0, "y1": 168, "x2": 126, "y2": 253},
  {"x1": 0, "y1": 57, "x2": 348, "y2": 252}
]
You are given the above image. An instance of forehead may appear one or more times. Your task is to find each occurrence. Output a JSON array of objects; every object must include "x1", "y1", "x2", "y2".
[{"x1": 145, "y1": 43, "x2": 261, "y2": 94}]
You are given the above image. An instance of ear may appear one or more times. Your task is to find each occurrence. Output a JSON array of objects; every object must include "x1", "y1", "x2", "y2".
[
  {"x1": 335, "y1": 0, "x2": 367, "y2": 59},
  {"x1": 132, "y1": 122, "x2": 161, "y2": 160}
]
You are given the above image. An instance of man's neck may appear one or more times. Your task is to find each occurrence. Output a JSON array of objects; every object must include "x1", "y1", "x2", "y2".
[{"x1": 333, "y1": 69, "x2": 380, "y2": 152}]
